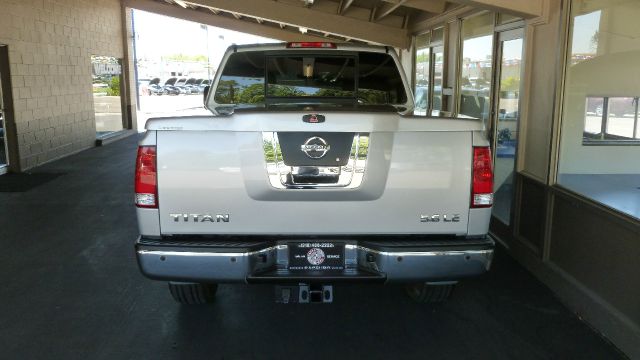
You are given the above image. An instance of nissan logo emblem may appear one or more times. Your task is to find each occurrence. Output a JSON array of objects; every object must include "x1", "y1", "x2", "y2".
[{"x1": 300, "y1": 137, "x2": 330, "y2": 159}]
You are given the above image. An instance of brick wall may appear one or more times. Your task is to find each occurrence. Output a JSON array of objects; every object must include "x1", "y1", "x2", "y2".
[{"x1": 0, "y1": 0, "x2": 125, "y2": 170}]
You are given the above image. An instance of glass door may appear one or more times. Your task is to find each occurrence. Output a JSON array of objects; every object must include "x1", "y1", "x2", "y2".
[
  {"x1": 431, "y1": 46, "x2": 444, "y2": 115},
  {"x1": 0, "y1": 69, "x2": 8, "y2": 172},
  {"x1": 491, "y1": 28, "x2": 524, "y2": 225},
  {"x1": 91, "y1": 55, "x2": 124, "y2": 139},
  {"x1": 414, "y1": 46, "x2": 431, "y2": 116}
]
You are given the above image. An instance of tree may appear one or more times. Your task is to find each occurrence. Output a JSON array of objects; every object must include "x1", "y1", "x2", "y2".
[
  {"x1": 214, "y1": 79, "x2": 239, "y2": 103},
  {"x1": 590, "y1": 30, "x2": 599, "y2": 52},
  {"x1": 238, "y1": 83, "x2": 266, "y2": 104},
  {"x1": 500, "y1": 76, "x2": 520, "y2": 92},
  {"x1": 267, "y1": 85, "x2": 305, "y2": 97},
  {"x1": 162, "y1": 54, "x2": 208, "y2": 63},
  {"x1": 107, "y1": 76, "x2": 120, "y2": 96}
]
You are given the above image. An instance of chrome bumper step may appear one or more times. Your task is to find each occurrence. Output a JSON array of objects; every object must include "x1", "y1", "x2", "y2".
[{"x1": 136, "y1": 236, "x2": 494, "y2": 283}]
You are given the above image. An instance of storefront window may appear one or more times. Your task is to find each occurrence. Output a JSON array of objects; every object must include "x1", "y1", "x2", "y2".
[
  {"x1": 414, "y1": 33, "x2": 430, "y2": 115},
  {"x1": 459, "y1": 13, "x2": 494, "y2": 125},
  {"x1": 557, "y1": 0, "x2": 640, "y2": 220},
  {"x1": 432, "y1": 48, "x2": 444, "y2": 113},
  {"x1": 414, "y1": 28, "x2": 445, "y2": 116},
  {"x1": 92, "y1": 56, "x2": 124, "y2": 138}
]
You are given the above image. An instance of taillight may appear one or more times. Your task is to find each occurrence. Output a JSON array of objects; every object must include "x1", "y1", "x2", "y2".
[
  {"x1": 286, "y1": 42, "x2": 337, "y2": 48},
  {"x1": 135, "y1": 146, "x2": 157, "y2": 208},
  {"x1": 471, "y1": 147, "x2": 493, "y2": 208}
]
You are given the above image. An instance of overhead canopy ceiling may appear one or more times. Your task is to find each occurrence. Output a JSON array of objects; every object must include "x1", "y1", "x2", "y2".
[{"x1": 123, "y1": 0, "x2": 544, "y2": 49}]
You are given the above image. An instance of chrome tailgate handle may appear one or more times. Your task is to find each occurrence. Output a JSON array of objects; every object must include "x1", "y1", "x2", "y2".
[{"x1": 263, "y1": 132, "x2": 369, "y2": 189}]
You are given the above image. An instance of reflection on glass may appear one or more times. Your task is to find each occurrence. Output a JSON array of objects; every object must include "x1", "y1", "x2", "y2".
[
  {"x1": 605, "y1": 97, "x2": 637, "y2": 138},
  {"x1": 213, "y1": 52, "x2": 407, "y2": 110},
  {"x1": 92, "y1": 56, "x2": 123, "y2": 137},
  {"x1": 0, "y1": 72, "x2": 6, "y2": 168},
  {"x1": 459, "y1": 14, "x2": 494, "y2": 125},
  {"x1": 266, "y1": 57, "x2": 356, "y2": 97},
  {"x1": 493, "y1": 38, "x2": 523, "y2": 225},
  {"x1": 558, "y1": 0, "x2": 640, "y2": 220},
  {"x1": 215, "y1": 76, "x2": 265, "y2": 104},
  {"x1": 583, "y1": 97, "x2": 639, "y2": 141},
  {"x1": 432, "y1": 49, "x2": 444, "y2": 113},
  {"x1": 584, "y1": 97, "x2": 604, "y2": 135},
  {"x1": 414, "y1": 47, "x2": 430, "y2": 115}
]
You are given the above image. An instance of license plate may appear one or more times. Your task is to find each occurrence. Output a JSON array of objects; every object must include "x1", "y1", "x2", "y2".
[{"x1": 288, "y1": 242, "x2": 345, "y2": 271}]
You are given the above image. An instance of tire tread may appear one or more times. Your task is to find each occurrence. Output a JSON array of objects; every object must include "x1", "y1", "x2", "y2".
[
  {"x1": 405, "y1": 283, "x2": 454, "y2": 303},
  {"x1": 168, "y1": 283, "x2": 218, "y2": 304}
]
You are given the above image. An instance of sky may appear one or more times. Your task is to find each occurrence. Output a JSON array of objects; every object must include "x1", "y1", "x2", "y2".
[
  {"x1": 571, "y1": 10, "x2": 601, "y2": 54},
  {"x1": 132, "y1": 10, "x2": 277, "y2": 70},
  {"x1": 132, "y1": 8, "x2": 531, "y2": 74}
]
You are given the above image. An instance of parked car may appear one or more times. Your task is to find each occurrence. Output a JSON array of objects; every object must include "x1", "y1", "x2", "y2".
[
  {"x1": 192, "y1": 78, "x2": 205, "y2": 94},
  {"x1": 162, "y1": 77, "x2": 180, "y2": 95},
  {"x1": 183, "y1": 78, "x2": 198, "y2": 94},
  {"x1": 174, "y1": 77, "x2": 189, "y2": 94},
  {"x1": 147, "y1": 78, "x2": 164, "y2": 96},
  {"x1": 198, "y1": 79, "x2": 210, "y2": 94},
  {"x1": 134, "y1": 43, "x2": 495, "y2": 305}
]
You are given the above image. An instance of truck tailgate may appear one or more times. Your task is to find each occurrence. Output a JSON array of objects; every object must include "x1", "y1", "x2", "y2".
[{"x1": 154, "y1": 114, "x2": 475, "y2": 235}]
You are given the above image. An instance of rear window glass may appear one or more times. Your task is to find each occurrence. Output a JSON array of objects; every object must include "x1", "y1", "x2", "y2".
[
  {"x1": 212, "y1": 50, "x2": 407, "y2": 110},
  {"x1": 266, "y1": 56, "x2": 356, "y2": 98}
]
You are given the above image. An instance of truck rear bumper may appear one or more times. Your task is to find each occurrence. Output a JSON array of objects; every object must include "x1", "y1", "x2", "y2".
[{"x1": 135, "y1": 236, "x2": 494, "y2": 283}]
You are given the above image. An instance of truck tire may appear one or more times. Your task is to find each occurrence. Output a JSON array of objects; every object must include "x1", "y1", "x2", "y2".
[
  {"x1": 405, "y1": 283, "x2": 454, "y2": 303},
  {"x1": 168, "y1": 283, "x2": 218, "y2": 304}
]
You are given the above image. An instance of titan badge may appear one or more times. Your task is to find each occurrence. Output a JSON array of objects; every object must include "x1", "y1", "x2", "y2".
[
  {"x1": 170, "y1": 213, "x2": 230, "y2": 222},
  {"x1": 420, "y1": 214, "x2": 461, "y2": 223}
]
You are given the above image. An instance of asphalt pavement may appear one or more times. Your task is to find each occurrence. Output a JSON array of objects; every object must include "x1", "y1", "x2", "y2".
[{"x1": 0, "y1": 134, "x2": 625, "y2": 360}]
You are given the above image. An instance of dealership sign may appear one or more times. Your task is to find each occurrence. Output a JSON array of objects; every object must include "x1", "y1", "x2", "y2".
[{"x1": 92, "y1": 62, "x2": 121, "y2": 76}]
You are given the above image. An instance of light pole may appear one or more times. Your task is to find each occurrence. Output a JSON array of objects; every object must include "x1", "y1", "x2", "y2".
[{"x1": 201, "y1": 24, "x2": 212, "y2": 80}]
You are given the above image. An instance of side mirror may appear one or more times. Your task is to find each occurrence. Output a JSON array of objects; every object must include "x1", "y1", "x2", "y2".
[{"x1": 203, "y1": 85, "x2": 210, "y2": 105}]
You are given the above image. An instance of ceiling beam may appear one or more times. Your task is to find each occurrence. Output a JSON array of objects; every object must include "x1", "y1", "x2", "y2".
[
  {"x1": 374, "y1": 0, "x2": 407, "y2": 22},
  {"x1": 181, "y1": 0, "x2": 410, "y2": 48},
  {"x1": 173, "y1": 0, "x2": 188, "y2": 8},
  {"x1": 409, "y1": 4, "x2": 473, "y2": 32},
  {"x1": 369, "y1": 7, "x2": 377, "y2": 22},
  {"x1": 124, "y1": 0, "x2": 330, "y2": 43},
  {"x1": 382, "y1": 0, "x2": 446, "y2": 14},
  {"x1": 402, "y1": 14, "x2": 410, "y2": 29},
  {"x1": 338, "y1": 0, "x2": 355, "y2": 14},
  {"x1": 447, "y1": 0, "x2": 543, "y2": 18}
]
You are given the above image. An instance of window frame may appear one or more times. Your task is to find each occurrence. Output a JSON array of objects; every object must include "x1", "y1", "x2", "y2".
[
  {"x1": 456, "y1": 12, "x2": 496, "y2": 124},
  {"x1": 412, "y1": 26, "x2": 446, "y2": 116},
  {"x1": 582, "y1": 96, "x2": 640, "y2": 145},
  {"x1": 551, "y1": 0, "x2": 640, "y2": 223}
]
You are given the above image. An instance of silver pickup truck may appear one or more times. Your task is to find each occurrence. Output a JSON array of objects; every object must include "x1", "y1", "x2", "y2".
[{"x1": 134, "y1": 42, "x2": 494, "y2": 304}]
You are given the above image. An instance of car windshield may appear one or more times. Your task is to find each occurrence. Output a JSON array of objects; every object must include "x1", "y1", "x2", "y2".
[{"x1": 211, "y1": 50, "x2": 407, "y2": 112}]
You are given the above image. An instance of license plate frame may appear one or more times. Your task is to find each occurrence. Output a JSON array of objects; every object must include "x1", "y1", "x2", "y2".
[{"x1": 288, "y1": 242, "x2": 345, "y2": 271}]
